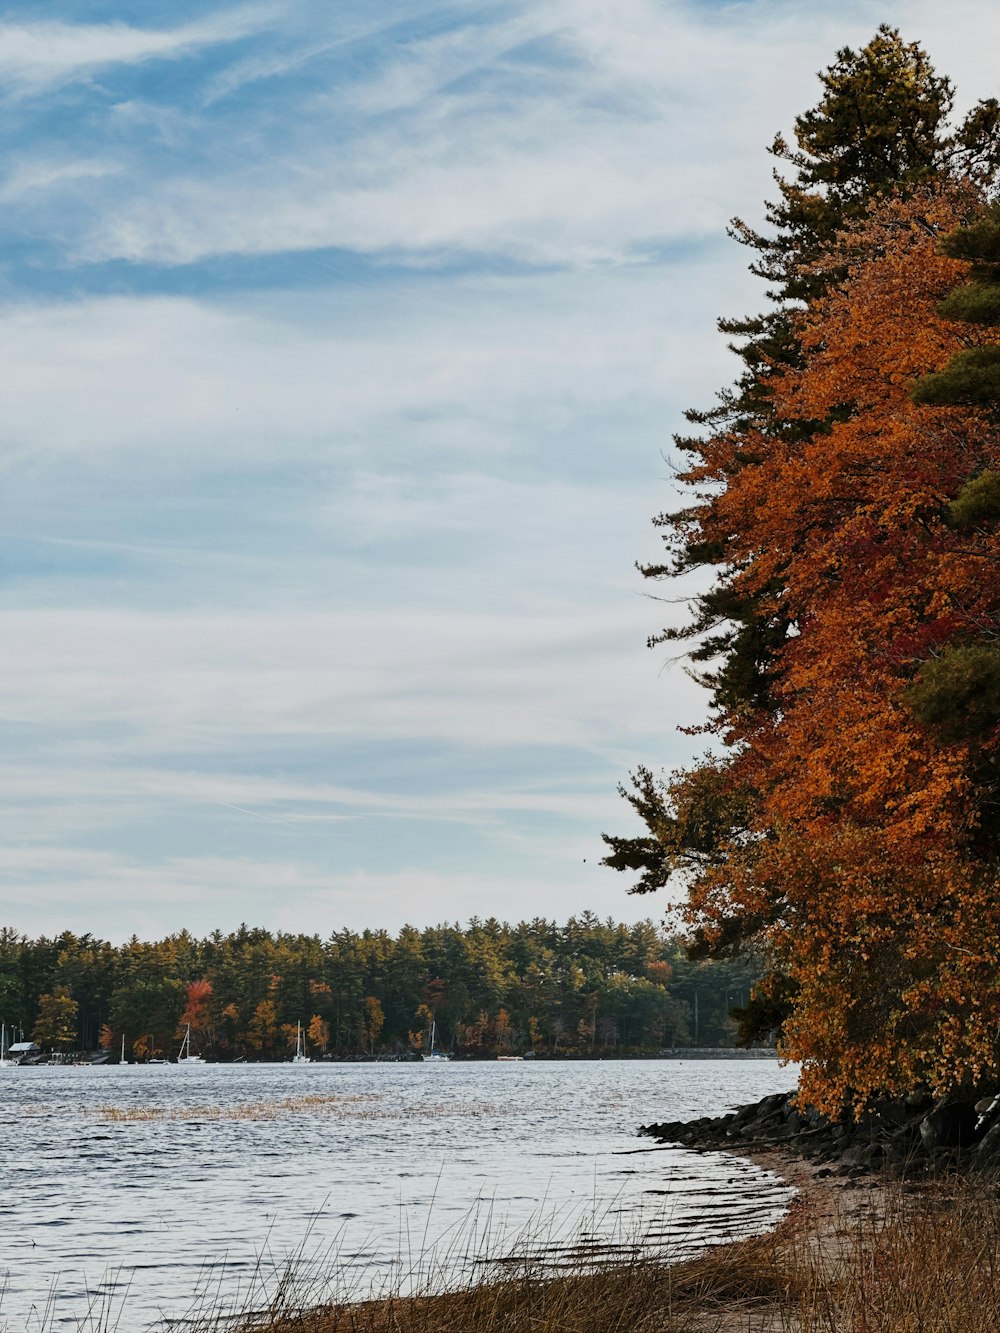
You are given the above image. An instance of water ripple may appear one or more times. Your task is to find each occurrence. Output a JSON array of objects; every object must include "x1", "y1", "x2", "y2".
[{"x1": 0, "y1": 1059, "x2": 797, "y2": 1330}]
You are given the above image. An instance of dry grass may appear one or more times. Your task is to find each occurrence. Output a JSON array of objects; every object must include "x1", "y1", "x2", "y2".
[
  {"x1": 833, "y1": 1171, "x2": 1000, "y2": 1332},
  {"x1": 188, "y1": 1170, "x2": 1000, "y2": 1333},
  {"x1": 188, "y1": 1232, "x2": 817, "y2": 1333}
]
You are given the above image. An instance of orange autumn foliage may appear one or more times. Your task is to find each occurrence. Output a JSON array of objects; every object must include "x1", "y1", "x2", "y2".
[
  {"x1": 180, "y1": 977, "x2": 214, "y2": 1034},
  {"x1": 677, "y1": 185, "x2": 1000, "y2": 1114}
]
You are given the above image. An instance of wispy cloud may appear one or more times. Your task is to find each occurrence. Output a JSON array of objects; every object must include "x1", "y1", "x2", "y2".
[
  {"x1": 0, "y1": 846, "x2": 654, "y2": 940},
  {"x1": 0, "y1": 603, "x2": 701, "y2": 752},
  {"x1": 0, "y1": 261, "x2": 736, "y2": 471},
  {"x1": 0, "y1": 7, "x2": 276, "y2": 95},
  {"x1": 0, "y1": 762, "x2": 632, "y2": 830},
  {"x1": 63, "y1": 3, "x2": 892, "y2": 268},
  {"x1": 0, "y1": 157, "x2": 120, "y2": 200}
]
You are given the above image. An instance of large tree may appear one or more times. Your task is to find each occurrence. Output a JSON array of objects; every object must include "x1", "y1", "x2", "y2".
[
  {"x1": 604, "y1": 31, "x2": 1000, "y2": 1106},
  {"x1": 680, "y1": 185, "x2": 1000, "y2": 1112}
]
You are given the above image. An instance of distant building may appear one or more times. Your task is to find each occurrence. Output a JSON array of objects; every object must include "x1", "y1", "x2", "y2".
[{"x1": 8, "y1": 1041, "x2": 40, "y2": 1056}]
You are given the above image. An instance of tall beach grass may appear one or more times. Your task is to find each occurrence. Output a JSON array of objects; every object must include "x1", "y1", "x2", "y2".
[{"x1": 192, "y1": 1168, "x2": 1000, "y2": 1333}]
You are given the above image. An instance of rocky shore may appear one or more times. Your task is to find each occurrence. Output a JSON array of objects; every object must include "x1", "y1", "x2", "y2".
[{"x1": 641, "y1": 1087, "x2": 1000, "y2": 1177}]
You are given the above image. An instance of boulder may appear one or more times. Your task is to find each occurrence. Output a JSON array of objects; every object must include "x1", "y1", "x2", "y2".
[{"x1": 919, "y1": 1101, "x2": 977, "y2": 1151}]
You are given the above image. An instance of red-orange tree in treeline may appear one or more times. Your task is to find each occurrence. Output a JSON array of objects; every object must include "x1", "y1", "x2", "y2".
[
  {"x1": 645, "y1": 185, "x2": 1000, "y2": 1114},
  {"x1": 180, "y1": 977, "x2": 214, "y2": 1038}
]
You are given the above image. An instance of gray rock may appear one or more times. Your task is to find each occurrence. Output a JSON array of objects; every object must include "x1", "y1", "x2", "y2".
[
  {"x1": 977, "y1": 1121, "x2": 1000, "y2": 1159},
  {"x1": 919, "y1": 1101, "x2": 977, "y2": 1150},
  {"x1": 976, "y1": 1095, "x2": 1000, "y2": 1133}
]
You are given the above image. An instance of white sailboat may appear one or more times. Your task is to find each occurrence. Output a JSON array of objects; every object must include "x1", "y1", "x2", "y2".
[
  {"x1": 291, "y1": 1021, "x2": 312, "y2": 1064},
  {"x1": 120, "y1": 1034, "x2": 128, "y2": 1065},
  {"x1": 176, "y1": 1023, "x2": 206, "y2": 1065},
  {"x1": 0, "y1": 1022, "x2": 13, "y2": 1068},
  {"x1": 421, "y1": 1019, "x2": 451, "y2": 1062}
]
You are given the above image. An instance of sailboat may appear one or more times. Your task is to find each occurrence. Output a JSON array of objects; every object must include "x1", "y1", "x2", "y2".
[
  {"x1": 291, "y1": 1021, "x2": 312, "y2": 1064},
  {"x1": 0, "y1": 1022, "x2": 13, "y2": 1069},
  {"x1": 120, "y1": 1034, "x2": 128, "y2": 1065},
  {"x1": 421, "y1": 1019, "x2": 451, "y2": 1062},
  {"x1": 176, "y1": 1023, "x2": 206, "y2": 1065}
]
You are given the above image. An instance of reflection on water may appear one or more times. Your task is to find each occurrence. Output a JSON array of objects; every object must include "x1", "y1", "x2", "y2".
[{"x1": 0, "y1": 1059, "x2": 798, "y2": 1330}]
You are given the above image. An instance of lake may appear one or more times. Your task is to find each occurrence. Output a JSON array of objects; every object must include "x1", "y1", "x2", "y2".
[{"x1": 0, "y1": 1058, "x2": 798, "y2": 1331}]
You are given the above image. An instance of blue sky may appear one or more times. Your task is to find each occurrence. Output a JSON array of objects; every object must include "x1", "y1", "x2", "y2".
[{"x1": 2, "y1": 0, "x2": 998, "y2": 941}]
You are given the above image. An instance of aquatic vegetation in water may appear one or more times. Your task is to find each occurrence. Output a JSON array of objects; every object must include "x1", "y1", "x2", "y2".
[
  {"x1": 94, "y1": 1095, "x2": 524, "y2": 1123},
  {"x1": 96, "y1": 1093, "x2": 382, "y2": 1121}
]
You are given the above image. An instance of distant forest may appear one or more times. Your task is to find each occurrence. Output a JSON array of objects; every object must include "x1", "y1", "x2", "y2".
[{"x1": 0, "y1": 916, "x2": 763, "y2": 1058}]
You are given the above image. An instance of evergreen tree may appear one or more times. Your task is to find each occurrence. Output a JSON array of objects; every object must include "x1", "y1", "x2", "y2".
[{"x1": 905, "y1": 210, "x2": 1000, "y2": 850}]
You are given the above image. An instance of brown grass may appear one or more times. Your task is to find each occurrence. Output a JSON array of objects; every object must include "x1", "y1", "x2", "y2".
[
  {"x1": 834, "y1": 1171, "x2": 1000, "y2": 1332},
  {"x1": 191, "y1": 1233, "x2": 816, "y2": 1333},
  {"x1": 190, "y1": 1169, "x2": 1000, "y2": 1333}
]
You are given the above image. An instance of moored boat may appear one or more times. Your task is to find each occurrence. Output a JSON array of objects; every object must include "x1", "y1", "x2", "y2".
[
  {"x1": 291, "y1": 1021, "x2": 311, "y2": 1064},
  {"x1": 176, "y1": 1023, "x2": 206, "y2": 1065},
  {"x1": 421, "y1": 1020, "x2": 451, "y2": 1062}
]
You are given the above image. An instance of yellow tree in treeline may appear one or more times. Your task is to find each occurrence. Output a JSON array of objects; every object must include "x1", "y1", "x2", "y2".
[
  {"x1": 307, "y1": 1014, "x2": 329, "y2": 1052},
  {"x1": 33, "y1": 988, "x2": 79, "y2": 1051},
  {"x1": 248, "y1": 999, "x2": 279, "y2": 1053},
  {"x1": 363, "y1": 996, "x2": 385, "y2": 1054}
]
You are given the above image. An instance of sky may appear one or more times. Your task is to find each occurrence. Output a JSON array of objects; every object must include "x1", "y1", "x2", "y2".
[{"x1": 2, "y1": 0, "x2": 999, "y2": 943}]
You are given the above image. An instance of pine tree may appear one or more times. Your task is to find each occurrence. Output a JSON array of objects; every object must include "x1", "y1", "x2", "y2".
[{"x1": 906, "y1": 210, "x2": 1000, "y2": 824}]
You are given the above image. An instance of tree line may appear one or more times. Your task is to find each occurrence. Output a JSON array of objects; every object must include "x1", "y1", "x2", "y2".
[
  {"x1": 0, "y1": 917, "x2": 762, "y2": 1059},
  {"x1": 604, "y1": 28, "x2": 1000, "y2": 1114}
]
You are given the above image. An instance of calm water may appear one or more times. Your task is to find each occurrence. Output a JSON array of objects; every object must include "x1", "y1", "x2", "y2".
[{"x1": 0, "y1": 1059, "x2": 798, "y2": 1331}]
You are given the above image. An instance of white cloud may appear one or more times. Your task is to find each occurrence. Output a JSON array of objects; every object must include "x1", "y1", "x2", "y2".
[
  {"x1": 0, "y1": 847, "x2": 662, "y2": 940},
  {"x1": 0, "y1": 264, "x2": 735, "y2": 469},
  {"x1": 0, "y1": 602, "x2": 702, "y2": 754},
  {"x1": 0, "y1": 761, "x2": 637, "y2": 833},
  {"x1": 0, "y1": 8, "x2": 276, "y2": 94},
  {"x1": 63, "y1": 2, "x2": 920, "y2": 270},
  {"x1": 0, "y1": 157, "x2": 120, "y2": 201},
  {"x1": 68, "y1": 1, "x2": 796, "y2": 266}
]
